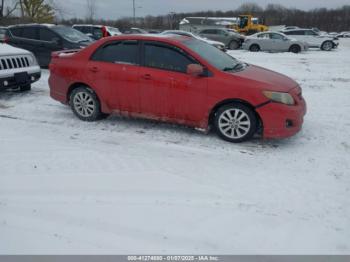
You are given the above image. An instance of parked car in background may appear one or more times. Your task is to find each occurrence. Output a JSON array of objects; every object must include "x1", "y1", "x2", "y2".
[
  {"x1": 243, "y1": 32, "x2": 308, "y2": 53},
  {"x1": 281, "y1": 28, "x2": 338, "y2": 51},
  {"x1": 161, "y1": 30, "x2": 226, "y2": 51},
  {"x1": 284, "y1": 26, "x2": 299, "y2": 30},
  {"x1": 72, "y1": 24, "x2": 122, "y2": 40},
  {"x1": 198, "y1": 28, "x2": 245, "y2": 49},
  {"x1": 0, "y1": 27, "x2": 8, "y2": 43},
  {"x1": 6, "y1": 24, "x2": 94, "y2": 67},
  {"x1": 124, "y1": 28, "x2": 148, "y2": 34},
  {"x1": 0, "y1": 43, "x2": 40, "y2": 91},
  {"x1": 49, "y1": 35, "x2": 306, "y2": 143},
  {"x1": 337, "y1": 32, "x2": 350, "y2": 38}
]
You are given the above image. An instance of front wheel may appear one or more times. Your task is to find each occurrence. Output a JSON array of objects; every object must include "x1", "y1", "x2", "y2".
[
  {"x1": 70, "y1": 86, "x2": 103, "y2": 121},
  {"x1": 289, "y1": 45, "x2": 301, "y2": 53},
  {"x1": 249, "y1": 44, "x2": 260, "y2": 52},
  {"x1": 321, "y1": 41, "x2": 333, "y2": 51},
  {"x1": 228, "y1": 40, "x2": 240, "y2": 50},
  {"x1": 214, "y1": 103, "x2": 257, "y2": 143}
]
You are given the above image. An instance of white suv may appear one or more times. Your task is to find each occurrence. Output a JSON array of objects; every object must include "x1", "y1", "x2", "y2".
[
  {"x1": 0, "y1": 43, "x2": 41, "y2": 91},
  {"x1": 282, "y1": 29, "x2": 338, "y2": 51}
]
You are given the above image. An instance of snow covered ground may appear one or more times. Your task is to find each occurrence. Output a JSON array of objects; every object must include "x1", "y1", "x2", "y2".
[{"x1": 1, "y1": 39, "x2": 350, "y2": 255}]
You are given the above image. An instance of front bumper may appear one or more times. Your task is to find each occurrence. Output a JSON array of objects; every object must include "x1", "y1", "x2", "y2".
[
  {"x1": 0, "y1": 71, "x2": 41, "y2": 91},
  {"x1": 256, "y1": 90, "x2": 307, "y2": 139}
]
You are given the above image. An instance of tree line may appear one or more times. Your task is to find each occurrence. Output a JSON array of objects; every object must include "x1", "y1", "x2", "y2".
[{"x1": 1, "y1": 1, "x2": 350, "y2": 32}]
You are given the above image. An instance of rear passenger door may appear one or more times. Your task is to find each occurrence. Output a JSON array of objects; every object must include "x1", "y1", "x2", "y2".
[
  {"x1": 88, "y1": 40, "x2": 141, "y2": 113},
  {"x1": 37, "y1": 28, "x2": 63, "y2": 67}
]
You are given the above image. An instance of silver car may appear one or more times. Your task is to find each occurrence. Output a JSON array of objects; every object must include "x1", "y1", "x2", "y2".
[
  {"x1": 161, "y1": 30, "x2": 226, "y2": 51},
  {"x1": 243, "y1": 32, "x2": 308, "y2": 53}
]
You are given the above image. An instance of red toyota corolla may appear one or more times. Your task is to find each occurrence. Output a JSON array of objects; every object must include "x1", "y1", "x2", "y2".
[{"x1": 49, "y1": 34, "x2": 306, "y2": 143}]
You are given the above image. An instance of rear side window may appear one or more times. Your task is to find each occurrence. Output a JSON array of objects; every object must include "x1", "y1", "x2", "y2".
[
  {"x1": 21, "y1": 27, "x2": 38, "y2": 40},
  {"x1": 92, "y1": 40, "x2": 139, "y2": 65},
  {"x1": 144, "y1": 42, "x2": 196, "y2": 73},
  {"x1": 39, "y1": 28, "x2": 57, "y2": 42}
]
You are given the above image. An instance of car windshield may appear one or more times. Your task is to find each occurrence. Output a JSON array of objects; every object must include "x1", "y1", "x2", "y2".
[
  {"x1": 52, "y1": 26, "x2": 91, "y2": 43},
  {"x1": 183, "y1": 39, "x2": 241, "y2": 71}
]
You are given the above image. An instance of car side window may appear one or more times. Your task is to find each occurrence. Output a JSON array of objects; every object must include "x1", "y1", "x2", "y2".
[
  {"x1": 201, "y1": 29, "x2": 215, "y2": 35},
  {"x1": 257, "y1": 33, "x2": 269, "y2": 38},
  {"x1": 305, "y1": 30, "x2": 317, "y2": 36},
  {"x1": 93, "y1": 27, "x2": 103, "y2": 39},
  {"x1": 270, "y1": 33, "x2": 284, "y2": 40},
  {"x1": 39, "y1": 28, "x2": 58, "y2": 42},
  {"x1": 92, "y1": 40, "x2": 139, "y2": 65},
  {"x1": 21, "y1": 27, "x2": 38, "y2": 40},
  {"x1": 144, "y1": 42, "x2": 196, "y2": 73}
]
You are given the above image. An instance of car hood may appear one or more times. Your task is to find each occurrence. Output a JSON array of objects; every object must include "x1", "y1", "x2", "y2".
[
  {"x1": 0, "y1": 43, "x2": 31, "y2": 56},
  {"x1": 231, "y1": 65, "x2": 298, "y2": 92}
]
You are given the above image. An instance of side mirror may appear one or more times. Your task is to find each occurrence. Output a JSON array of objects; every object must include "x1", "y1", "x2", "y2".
[{"x1": 187, "y1": 64, "x2": 204, "y2": 77}]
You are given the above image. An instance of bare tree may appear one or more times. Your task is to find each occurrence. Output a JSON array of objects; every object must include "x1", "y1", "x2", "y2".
[
  {"x1": 0, "y1": 0, "x2": 20, "y2": 19},
  {"x1": 19, "y1": 0, "x2": 55, "y2": 23},
  {"x1": 86, "y1": 0, "x2": 96, "y2": 23}
]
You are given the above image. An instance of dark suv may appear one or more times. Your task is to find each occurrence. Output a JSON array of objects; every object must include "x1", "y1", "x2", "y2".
[{"x1": 6, "y1": 24, "x2": 94, "y2": 67}]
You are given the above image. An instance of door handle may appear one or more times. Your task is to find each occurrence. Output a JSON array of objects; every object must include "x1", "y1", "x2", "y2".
[
  {"x1": 89, "y1": 66, "x2": 99, "y2": 73},
  {"x1": 141, "y1": 74, "x2": 152, "y2": 80}
]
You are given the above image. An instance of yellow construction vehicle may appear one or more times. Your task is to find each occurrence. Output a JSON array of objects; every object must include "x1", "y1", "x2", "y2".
[{"x1": 232, "y1": 15, "x2": 268, "y2": 35}]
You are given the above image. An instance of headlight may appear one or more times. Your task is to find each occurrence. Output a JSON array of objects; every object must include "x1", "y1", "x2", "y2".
[{"x1": 263, "y1": 91, "x2": 295, "y2": 105}]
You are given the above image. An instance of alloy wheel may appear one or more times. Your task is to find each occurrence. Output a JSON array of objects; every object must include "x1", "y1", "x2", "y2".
[{"x1": 218, "y1": 108, "x2": 251, "y2": 139}]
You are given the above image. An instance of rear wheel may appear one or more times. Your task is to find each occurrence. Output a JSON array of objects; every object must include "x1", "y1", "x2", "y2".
[
  {"x1": 228, "y1": 40, "x2": 240, "y2": 50},
  {"x1": 249, "y1": 44, "x2": 260, "y2": 52},
  {"x1": 289, "y1": 45, "x2": 301, "y2": 53},
  {"x1": 214, "y1": 103, "x2": 257, "y2": 143},
  {"x1": 321, "y1": 41, "x2": 333, "y2": 51},
  {"x1": 70, "y1": 86, "x2": 104, "y2": 121}
]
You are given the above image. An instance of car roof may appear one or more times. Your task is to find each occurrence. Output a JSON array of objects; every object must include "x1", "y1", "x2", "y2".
[
  {"x1": 73, "y1": 24, "x2": 104, "y2": 28},
  {"x1": 282, "y1": 28, "x2": 312, "y2": 32},
  {"x1": 8, "y1": 23, "x2": 60, "y2": 29},
  {"x1": 97, "y1": 34, "x2": 191, "y2": 44}
]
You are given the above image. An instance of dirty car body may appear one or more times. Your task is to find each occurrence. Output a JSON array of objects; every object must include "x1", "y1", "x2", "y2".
[{"x1": 49, "y1": 35, "x2": 306, "y2": 142}]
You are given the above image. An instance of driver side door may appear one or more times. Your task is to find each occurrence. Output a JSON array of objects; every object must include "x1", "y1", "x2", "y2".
[{"x1": 139, "y1": 41, "x2": 208, "y2": 124}]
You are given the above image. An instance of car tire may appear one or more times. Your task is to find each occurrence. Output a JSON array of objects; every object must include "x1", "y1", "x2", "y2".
[
  {"x1": 70, "y1": 86, "x2": 104, "y2": 121},
  {"x1": 321, "y1": 41, "x2": 333, "y2": 51},
  {"x1": 249, "y1": 44, "x2": 260, "y2": 52},
  {"x1": 289, "y1": 45, "x2": 301, "y2": 53},
  {"x1": 228, "y1": 40, "x2": 240, "y2": 50},
  {"x1": 19, "y1": 84, "x2": 31, "y2": 92},
  {"x1": 214, "y1": 103, "x2": 257, "y2": 143}
]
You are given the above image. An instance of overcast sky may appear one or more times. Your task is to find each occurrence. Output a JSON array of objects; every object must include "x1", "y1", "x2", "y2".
[{"x1": 58, "y1": 0, "x2": 349, "y2": 19}]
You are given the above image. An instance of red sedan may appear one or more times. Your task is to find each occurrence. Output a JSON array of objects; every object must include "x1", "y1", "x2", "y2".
[{"x1": 49, "y1": 35, "x2": 306, "y2": 143}]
